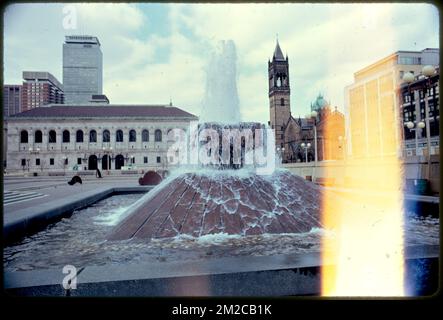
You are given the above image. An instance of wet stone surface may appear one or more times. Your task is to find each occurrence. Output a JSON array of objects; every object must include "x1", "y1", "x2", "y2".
[{"x1": 108, "y1": 170, "x2": 324, "y2": 241}]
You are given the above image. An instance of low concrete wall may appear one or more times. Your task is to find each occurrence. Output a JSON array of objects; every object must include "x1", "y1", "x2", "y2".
[
  {"x1": 5, "y1": 245, "x2": 439, "y2": 296},
  {"x1": 283, "y1": 156, "x2": 440, "y2": 195},
  {"x1": 403, "y1": 155, "x2": 440, "y2": 194},
  {"x1": 283, "y1": 161, "x2": 346, "y2": 185}
]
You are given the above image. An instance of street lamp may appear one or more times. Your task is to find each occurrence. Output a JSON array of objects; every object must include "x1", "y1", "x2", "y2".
[
  {"x1": 402, "y1": 71, "x2": 415, "y2": 84},
  {"x1": 404, "y1": 120, "x2": 425, "y2": 157},
  {"x1": 403, "y1": 72, "x2": 422, "y2": 157},
  {"x1": 310, "y1": 110, "x2": 318, "y2": 164},
  {"x1": 62, "y1": 156, "x2": 67, "y2": 174},
  {"x1": 301, "y1": 142, "x2": 311, "y2": 163},
  {"x1": 276, "y1": 147, "x2": 285, "y2": 162},
  {"x1": 421, "y1": 65, "x2": 436, "y2": 181},
  {"x1": 403, "y1": 65, "x2": 435, "y2": 181}
]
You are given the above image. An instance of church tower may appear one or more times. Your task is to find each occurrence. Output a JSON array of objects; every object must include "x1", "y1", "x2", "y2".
[{"x1": 269, "y1": 39, "x2": 291, "y2": 148}]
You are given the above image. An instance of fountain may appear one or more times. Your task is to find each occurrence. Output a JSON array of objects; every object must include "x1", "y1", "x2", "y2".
[
  {"x1": 4, "y1": 40, "x2": 438, "y2": 297},
  {"x1": 199, "y1": 40, "x2": 241, "y2": 124},
  {"x1": 108, "y1": 40, "x2": 325, "y2": 241}
]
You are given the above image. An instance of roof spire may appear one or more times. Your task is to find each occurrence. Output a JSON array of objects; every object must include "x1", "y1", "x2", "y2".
[{"x1": 273, "y1": 35, "x2": 285, "y2": 61}]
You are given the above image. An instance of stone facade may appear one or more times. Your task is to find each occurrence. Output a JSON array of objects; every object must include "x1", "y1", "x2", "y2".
[{"x1": 5, "y1": 104, "x2": 198, "y2": 174}]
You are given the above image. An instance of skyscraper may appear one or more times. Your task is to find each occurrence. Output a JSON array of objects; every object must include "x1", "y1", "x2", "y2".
[
  {"x1": 3, "y1": 85, "x2": 22, "y2": 116},
  {"x1": 22, "y1": 71, "x2": 64, "y2": 112},
  {"x1": 63, "y1": 35, "x2": 103, "y2": 104}
]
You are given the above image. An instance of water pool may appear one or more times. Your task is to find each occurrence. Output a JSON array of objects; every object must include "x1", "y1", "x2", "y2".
[{"x1": 3, "y1": 194, "x2": 439, "y2": 272}]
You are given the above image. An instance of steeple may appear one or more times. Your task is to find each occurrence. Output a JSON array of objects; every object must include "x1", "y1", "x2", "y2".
[
  {"x1": 268, "y1": 38, "x2": 290, "y2": 94},
  {"x1": 268, "y1": 38, "x2": 291, "y2": 151},
  {"x1": 273, "y1": 39, "x2": 285, "y2": 61}
]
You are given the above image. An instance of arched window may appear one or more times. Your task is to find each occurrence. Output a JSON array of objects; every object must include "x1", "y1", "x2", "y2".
[
  {"x1": 103, "y1": 130, "x2": 110, "y2": 142},
  {"x1": 20, "y1": 130, "x2": 28, "y2": 143},
  {"x1": 48, "y1": 130, "x2": 56, "y2": 143},
  {"x1": 142, "y1": 129, "x2": 149, "y2": 142},
  {"x1": 155, "y1": 129, "x2": 162, "y2": 142},
  {"x1": 116, "y1": 130, "x2": 123, "y2": 142},
  {"x1": 76, "y1": 130, "x2": 84, "y2": 143},
  {"x1": 63, "y1": 130, "x2": 70, "y2": 143},
  {"x1": 129, "y1": 129, "x2": 137, "y2": 142},
  {"x1": 167, "y1": 129, "x2": 174, "y2": 141},
  {"x1": 89, "y1": 130, "x2": 97, "y2": 143},
  {"x1": 35, "y1": 130, "x2": 42, "y2": 143},
  {"x1": 280, "y1": 98, "x2": 285, "y2": 106}
]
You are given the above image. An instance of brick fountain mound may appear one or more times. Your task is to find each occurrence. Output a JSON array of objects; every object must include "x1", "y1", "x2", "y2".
[{"x1": 108, "y1": 169, "x2": 323, "y2": 241}]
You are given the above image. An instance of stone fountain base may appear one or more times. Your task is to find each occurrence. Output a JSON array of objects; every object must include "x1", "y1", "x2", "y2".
[{"x1": 108, "y1": 170, "x2": 325, "y2": 241}]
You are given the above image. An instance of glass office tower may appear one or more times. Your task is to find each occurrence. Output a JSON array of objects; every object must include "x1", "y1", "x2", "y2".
[{"x1": 63, "y1": 35, "x2": 103, "y2": 104}]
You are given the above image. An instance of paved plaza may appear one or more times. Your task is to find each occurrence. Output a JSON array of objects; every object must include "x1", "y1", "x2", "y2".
[
  {"x1": 3, "y1": 173, "x2": 151, "y2": 242},
  {"x1": 3, "y1": 174, "x2": 142, "y2": 214}
]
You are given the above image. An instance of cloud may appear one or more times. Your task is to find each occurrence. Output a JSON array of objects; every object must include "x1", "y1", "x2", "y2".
[
  {"x1": 104, "y1": 16, "x2": 208, "y2": 117},
  {"x1": 74, "y1": 3, "x2": 145, "y2": 34},
  {"x1": 238, "y1": 71, "x2": 269, "y2": 122},
  {"x1": 3, "y1": 3, "x2": 147, "y2": 83},
  {"x1": 170, "y1": 3, "x2": 439, "y2": 120},
  {"x1": 3, "y1": 3, "x2": 439, "y2": 124},
  {"x1": 4, "y1": 4, "x2": 65, "y2": 83}
]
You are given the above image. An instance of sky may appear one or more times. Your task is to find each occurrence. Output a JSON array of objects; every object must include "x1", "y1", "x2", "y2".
[{"x1": 3, "y1": 3, "x2": 439, "y2": 123}]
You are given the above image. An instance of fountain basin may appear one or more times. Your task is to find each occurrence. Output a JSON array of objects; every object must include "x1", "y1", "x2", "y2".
[
  {"x1": 4, "y1": 245, "x2": 439, "y2": 296},
  {"x1": 4, "y1": 188, "x2": 439, "y2": 296}
]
